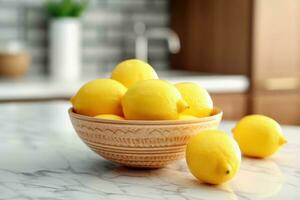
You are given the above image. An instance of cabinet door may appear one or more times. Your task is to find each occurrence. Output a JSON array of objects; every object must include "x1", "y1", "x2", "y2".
[
  {"x1": 170, "y1": 0, "x2": 252, "y2": 75},
  {"x1": 252, "y1": 0, "x2": 300, "y2": 91},
  {"x1": 253, "y1": 93, "x2": 300, "y2": 125},
  {"x1": 211, "y1": 93, "x2": 248, "y2": 120}
]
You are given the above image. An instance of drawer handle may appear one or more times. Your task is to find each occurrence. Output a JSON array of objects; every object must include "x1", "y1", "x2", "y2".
[{"x1": 264, "y1": 77, "x2": 300, "y2": 91}]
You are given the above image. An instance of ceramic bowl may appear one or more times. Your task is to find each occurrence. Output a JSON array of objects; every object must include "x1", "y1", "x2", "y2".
[{"x1": 69, "y1": 108, "x2": 222, "y2": 168}]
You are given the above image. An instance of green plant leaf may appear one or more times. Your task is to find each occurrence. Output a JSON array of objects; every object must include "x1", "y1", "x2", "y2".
[{"x1": 46, "y1": 0, "x2": 88, "y2": 18}]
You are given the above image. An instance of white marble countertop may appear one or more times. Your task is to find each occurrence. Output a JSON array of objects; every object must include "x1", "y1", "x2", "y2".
[
  {"x1": 0, "y1": 71, "x2": 249, "y2": 101},
  {"x1": 0, "y1": 102, "x2": 299, "y2": 200}
]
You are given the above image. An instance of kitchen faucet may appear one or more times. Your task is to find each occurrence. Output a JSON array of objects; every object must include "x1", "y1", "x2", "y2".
[{"x1": 134, "y1": 22, "x2": 180, "y2": 62}]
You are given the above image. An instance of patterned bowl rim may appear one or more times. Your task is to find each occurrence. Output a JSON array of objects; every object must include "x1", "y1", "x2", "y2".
[{"x1": 69, "y1": 107, "x2": 223, "y2": 125}]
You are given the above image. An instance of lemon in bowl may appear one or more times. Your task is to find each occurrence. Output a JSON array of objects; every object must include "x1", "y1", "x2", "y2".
[
  {"x1": 111, "y1": 59, "x2": 158, "y2": 88},
  {"x1": 179, "y1": 114, "x2": 198, "y2": 120},
  {"x1": 175, "y1": 82, "x2": 213, "y2": 117},
  {"x1": 95, "y1": 114, "x2": 125, "y2": 120},
  {"x1": 71, "y1": 79, "x2": 127, "y2": 117},
  {"x1": 122, "y1": 79, "x2": 189, "y2": 120}
]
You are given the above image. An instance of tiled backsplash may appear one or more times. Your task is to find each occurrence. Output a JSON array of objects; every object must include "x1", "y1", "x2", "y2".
[{"x1": 0, "y1": 0, "x2": 170, "y2": 76}]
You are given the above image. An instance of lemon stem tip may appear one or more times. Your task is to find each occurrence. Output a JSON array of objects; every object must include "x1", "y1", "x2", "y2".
[
  {"x1": 279, "y1": 136, "x2": 287, "y2": 145},
  {"x1": 177, "y1": 100, "x2": 189, "y2": 113}
]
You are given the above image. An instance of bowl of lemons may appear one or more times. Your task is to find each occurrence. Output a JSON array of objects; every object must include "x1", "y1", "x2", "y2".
[{"x1": 69, "y1": 59, "x2": 222, "y2": 168}]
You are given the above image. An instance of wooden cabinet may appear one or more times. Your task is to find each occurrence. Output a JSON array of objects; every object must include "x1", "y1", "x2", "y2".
[
  {"x1": 170, "y1": 0, "x2": 252, "y2": 75},
  {"x1": 252, "y1": 92, "x2": 300, "y2": 125},
  {"x1": 250, "y1": 0, "x2": 300, "y2": 124},
  {"x1": 211, "y1": 93, "x2": 248, "y2": 120},
  {"x1": 251, "y1": 0, "x2": 300, "y2": 92},
  {"x1": 171, "y1": 0, "x2": 300, "y2": 124}
]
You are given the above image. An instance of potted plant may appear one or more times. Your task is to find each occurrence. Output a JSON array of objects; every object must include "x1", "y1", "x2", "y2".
[{"x1": 46, "y1": 0, "x2": 88, "y2": 81}]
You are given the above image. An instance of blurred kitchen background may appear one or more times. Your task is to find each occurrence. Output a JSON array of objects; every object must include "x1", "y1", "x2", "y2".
[{"x1": 0, "y1": 0, "x2": 299, "y2": 125}]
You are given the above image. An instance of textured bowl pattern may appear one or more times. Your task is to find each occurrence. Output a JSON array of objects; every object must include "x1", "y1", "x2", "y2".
[{"x1": 69, "y1": 108, "x2": 222, "y2": 168}]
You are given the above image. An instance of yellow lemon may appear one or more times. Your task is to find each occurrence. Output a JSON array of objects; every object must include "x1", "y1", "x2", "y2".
[
  {"x1": 111, "y1": 59, "x2": 158, "y2": 88},
  {"x1": 71, "y1": 79, "x2": 127, "y2": 116},
  {"x1": 178, "y1": 114, "x2": 198, "y2": 120},
  {"x1": 122, "y1": 79, "x2": 188, "y2": 120},
  {"x1": 95, "y1": 114, "x2": 124, "y2": 120},
  {"x1": 186, "y1": 130, "x2": 241, "y2": 185},
  {"x1": 232, "y1": 115, "x2": 287, "y2": 158},
  {"x1": 175, "y1": 82, "x2": 213, "y2": 117}
]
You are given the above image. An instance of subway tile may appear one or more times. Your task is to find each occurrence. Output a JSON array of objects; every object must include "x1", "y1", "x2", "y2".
[
  {"x1": 0, "y1": 7, "x2": 19, "y2": 25},
  {"x1": 125, "y1": 42, "x2": 169, "y2": 56},
  {"x1": 0, "y1": 0, "x2": 171, "y2": 75},
  {"x1": 24, "y1": 8, "x2": 47, "y2": 26},
  {"x1": 147, "y1": 0, "x2": 169, "y2": 11},
  {"x1": 107, "y1": 0, "x2": 147, "y2": 10},
  {"x1": 88, "y1": 0, "x2": 107, "y2": 7},
  {"x1": 27, "y1": 46, "x2": 47, "y2": 60},
  {"x1": 130, "y1": 12, "x2": 169, "y2": 26},
  {"x1": 83, "y1": 9, "x2": 123, "y2": 26},
  {"x1": 0, "y1": 0, "x2": 43, "y2": 6},
  {"x1": 83, "y1": 29, "x2": 105, "y2": 41},
  {"x1": 0, "y1": 28, "x2": 19, "y2": 40},
  {"x1": 82, "y1": 45, "x2": 122, "y2": 58},
  {"x1": 149, "y1": 60, "x2": 169, "y2": 70},
  {"x1": 26, "y1": 29, "x2": 47, "y2": 44},
  {"x1": 83, "y1": 62, "x2": 114, "y2": 74},
  {"x1": 105, "y1": 28, "x2": 126, "y2": 41},
  {"x1": 26, "y1": 25, "x2": 107, "y2": 45},
  {"x1": 81, "y1": 63, "x2": 102, "y2": 76},
  {"x1": 30, "y1": 49, "x2": 47, "y2": 63},
  {"x1": 149, "y1": 48, "x2": 169, "y2": 57}
]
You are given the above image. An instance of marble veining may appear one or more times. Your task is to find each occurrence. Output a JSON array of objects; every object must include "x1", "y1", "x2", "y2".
[{"x1": 0, "y1": 102, "x2": 299, "y2": 200}]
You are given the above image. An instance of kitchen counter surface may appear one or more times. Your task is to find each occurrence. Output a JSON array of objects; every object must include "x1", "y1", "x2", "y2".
[
  {"x1": 0, "y1": 102, "x2": 299, "y2": 200},
  {"x1": 0, "y1": 71, "x2": 249, "y2": 101}
]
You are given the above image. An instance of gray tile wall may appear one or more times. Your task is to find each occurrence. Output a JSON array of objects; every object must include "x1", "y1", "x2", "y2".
[{"x1": 0, "y1": 0, "x2": 170, "y2": 76}]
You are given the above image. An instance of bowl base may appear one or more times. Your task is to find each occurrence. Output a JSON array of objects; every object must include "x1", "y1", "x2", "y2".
[{"x1": 97, "y1": 151, "x2": 185, "y2": 169}]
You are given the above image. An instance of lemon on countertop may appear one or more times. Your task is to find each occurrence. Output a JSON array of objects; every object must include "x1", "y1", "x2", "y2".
[
  {"x1": 186, "y1": 130, "x2": 241, "y2": 185},
  {"x1": 122, "y1": 79, "x2": 189, "y2": 120},
  {"x1": 111, "y1": 59, "x2": 158, "y2": 88},
  {"x1": 71, "y1": 79, "x2": 127, "y2": 117},
  {"x1": 232, "y1": 115, "x2": 287, "y2": 158},
  {"x1": 175, "y1": 82, "x2": 213, "y2": 117},
  {"x1": 95, "y1": 114, "x2": 124, "y2": 120}
]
